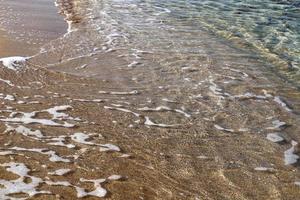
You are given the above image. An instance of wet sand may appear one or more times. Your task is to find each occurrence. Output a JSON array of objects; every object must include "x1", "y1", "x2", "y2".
[
  {"x1": 0, "y1": 1, "x2": 300, "y2": 200},
  {"x1": 0, "y1": 0, "x2": 66, "y2": 56}
]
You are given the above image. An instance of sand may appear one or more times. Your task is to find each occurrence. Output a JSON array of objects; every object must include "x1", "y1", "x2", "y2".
[{"x1": 0, "y1": 0, "x2": 300, "y2": 200}]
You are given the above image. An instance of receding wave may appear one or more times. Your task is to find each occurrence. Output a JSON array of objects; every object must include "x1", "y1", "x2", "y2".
[{"x1": 1, "y1": 0, "x2": 300, "y2": 199}]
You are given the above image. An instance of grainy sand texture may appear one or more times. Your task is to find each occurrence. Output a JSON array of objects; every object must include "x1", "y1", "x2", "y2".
[{"x1": 0, "y1": 0, "x2": 300, "y2": 200}]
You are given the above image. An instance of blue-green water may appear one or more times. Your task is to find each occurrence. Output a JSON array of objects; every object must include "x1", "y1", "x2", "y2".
[
  {"x1": 159, "y1": 0, "x2": 300, "y2": 82},
  {"x1": 93, "y1": 0, "x2": 300, "y2": 85}
]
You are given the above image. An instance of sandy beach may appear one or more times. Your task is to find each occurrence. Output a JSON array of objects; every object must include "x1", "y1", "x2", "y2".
[{"x1": 0, "y1": 0, "x2": 300, "y2": 199}]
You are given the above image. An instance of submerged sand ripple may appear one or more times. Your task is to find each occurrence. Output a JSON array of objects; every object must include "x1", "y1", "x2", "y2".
[{"x1": 0, "y1": 0, "x2": 299, "y2": 199}]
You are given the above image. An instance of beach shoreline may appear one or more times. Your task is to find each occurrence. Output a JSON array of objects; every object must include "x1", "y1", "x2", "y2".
[
  {"x1": 0, "y1": 0, "x2": 67, "y2": 57},
  {"x1": 0, "y1": 1, "x2": 300, "y2": 199}
]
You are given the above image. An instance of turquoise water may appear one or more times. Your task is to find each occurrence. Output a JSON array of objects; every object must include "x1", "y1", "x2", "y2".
[
  {"x1": 159, "y1": 0, "x2": 300, "y2": 83},
  {"x1": 95, "y1": 0, "x2": 300, "y2": 85}
]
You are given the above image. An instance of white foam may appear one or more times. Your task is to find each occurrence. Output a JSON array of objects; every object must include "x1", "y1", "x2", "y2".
[
  {"x1": 208, "y1": 78, "x2": 229, "y2": 107},
  {"x1": 272, "y1": 120, "x2": 287, "y2": 129},
  {"x1": 111, "y1": 104, "x2": 124, "y2": 107},
  {"x1": 162, "y1": 98, "x2": 177, "y2": 103},
  {"x1": 197, "y1": 155, "x2": 209, "y2": 159},
  {"x1": 76, "y1": 178, "x2": 107, "y2": 198},
  {"x1": 214, "y1": 124, "x2": 234, "y2": 133},
  {"x1": 44, "y1": 174, "x2": 122, "y2": 198},
  {"x1": 266, "y1": 133, "x2": 284, "y2": 143},
  {"x1": 0, "y1": 151, "x2": 14, "y2": 156},
  {"x1": 34, "y1": 95, "x2": 45, "y2": 98},
  {"x1": 266, "y1": 120, "x2": 287, "y2": 130},
  {"x1": 0, "y1": 162, "x2": 49, "y2": 199},
  {"x1": 137, "y1": 106, "x2": 191, "y2": 118},
  {"x1": 99, "y1": 90, "x2": 139, "y2": 95},
  {"x1": 104, "y1": 106, "x2": 140, "y2": 117},
  {"x1": 5, "y1": 125, "x2": 76, "y2": 148},
  {"x1": 284, "y1": 140, "x2": 299, "y2": 165},
  {"x1": 254, "y1": 167, "x2": 275, "y2": 172},
  {"x1": 107, "y1": 175, "x2": 122, "y2": 181},
  {"x1": 144, "y1": 116, "x2": 179, "y2": 128},
  {"x1": 10, "y1": 147, "x2": 71, "y2": 163},
  {"x1": 45, "y1": 180, "x2": 72, "y2": 187},
  {"x1": 0, "y1": 78, "x2": 14, "y2": 86},
  {"x1": 75, "y1": 64, "x2": 88, "y2": 69},
  {"x1": 226, "y1": 67, "x2": 249, "y2": 78},
  {"x1": 233, "y1": 92, "x2": 268, "y2": 100},
  {"x1": 70, "y1": 133, "x2": 120, "y2": 152},
  {"x1": 1, "y1": 106, "x2": 75, "y2": 127},
  {"x1": 71, "y1": 132, "x2": 95, "y2": 145},
  {"x1": 209, "y1": 79, "x2": 225, "y2": 97},
  {"x1": 1, "y1": 115, "x2": 74, "y2": 127},
  {"x1": 128, "y1": 61, "x2": 140, "y2": 68},
  {"x1": 48, "y1": 169, "x2": 72, "y2": 176},
  {"x1": 28, "y1": 101, "x2": 41, "y2": 104},
  {"x1": 6, "y1": 125, "x2": 44, "y2": 138},
  {"x1": 47, "y1": 151, "x2": 71, "y2": 163},
  {"x1": 99, "y1": 144, "x2": 121, "y2": 152},
  {"x1": 44, "y1": 105, "x2": 72, "y2": 119},
  {"x1": 274, "y1": 96, "x2": 292, "y2": 112},
  {"x1": 0, "y1": 56, "x2": 28, "y2": 70},
  {"x1": 119, "y1": 154, "x2": 131, "y2": 158},
  {"x1": 73, "y1": 99, "x2": 103, "y2": 103},
  {"x1": 47, "y1": 136, "x2": 76, "y2": 149},
  {"x1": 4, "y1": 94, "x2": 15, "y2": 101},
  {"x1": 181, "y1": 66, "x2": 199, "y2": 72}
]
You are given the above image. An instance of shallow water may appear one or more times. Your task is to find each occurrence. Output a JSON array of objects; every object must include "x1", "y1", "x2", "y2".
[
  {"x1": 152, "y1": 0, "x2": 300, "y2": 84},
  {"x1": 0, "y1": 0, "x2": 300, "y2": 199},
  {"x1": 66, "y1": 0, "x2": 300, "y2": 85},
  {"x1": 35, "y1": 0, "x2": 300, "y2": 111}
]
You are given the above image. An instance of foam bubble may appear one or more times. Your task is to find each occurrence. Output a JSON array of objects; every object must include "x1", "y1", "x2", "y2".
[
  {"x1": 0, "y1": 56, "x2": 28, "y2": 71},
  {"x1": 254, "y1": 167, "x2": 275, "y2": 172},
  {"x1": 6, "y1": 125, "x2": 44, "y2": 138},
  {"x1": 138, "y1": 106, "x2": 191, "y2": 118},
  {"x1": 47, "y1": 136, "x2": 76, "y2": 149},
  {"x1": 0, "y1": 78, "x2": 14, "y2": 86},
  {"x1": 1, "y1": 106, "x2": 75, "y2": 127},
  {"x1": 48, "y1": 169, "x2": 72, "y2": 176},
  {"x1": 4, "y1": 94, "x2": 15, "y2": 101},
  {"x1": 144, "y1": 116, "x2": 179, "y2": 128},
  {"x1": 9, "y1": 147, "x2": 71, "y2": 163},
  {"x1": 274, "y1": 96, "x2": 292, "y2": 112},
  {"x1": 0, "y1": 162, "x2": 49, "y2": 199},
  {"x1": 99, "y1": 144, "x2": 121, "y2": 152},
  {"x1": 107, "y1": 175, "x2": 122, "y2": 181},
  {"x1": 214, "y1": 124, "x2": 234, "y2": 133},
  {"x1": 104, "y1": 106, "x2": 140, "y2": 117},
  {"x1": 266, "y1": 133, "x2": 284, "y2": 143},
  {"x1": 284, "y1": 140, "x2": 299, "y2": 165},
  {"x1": 99, "y1": 90, "x2": 139, "y2": 95},
  {"x1": 76, "y1": 178, "x2": 107, "y2": 198},
  {"x1": 71, "y1": 132, "x2": 95, "y2": 145}
]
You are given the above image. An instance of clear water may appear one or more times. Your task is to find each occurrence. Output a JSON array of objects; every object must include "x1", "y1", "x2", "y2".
[
  {"x1": 87, "y1": 0, "x2": 300, "y2": 85},
  {"x1": 25, "y1": 0, "x2": 300, "y2": 112},
  {"x1": 169, "y1": 0, "x2": 300, "y2": 83},
  {"x1": 1, "y1": 1, "x2": 300, "y2": 198}
]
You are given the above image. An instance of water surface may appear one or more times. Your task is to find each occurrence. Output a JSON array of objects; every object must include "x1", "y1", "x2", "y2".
[{"x1": 0, "y1": 0, "x2": 300, "y2": 199}]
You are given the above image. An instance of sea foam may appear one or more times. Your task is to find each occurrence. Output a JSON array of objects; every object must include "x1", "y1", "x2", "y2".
[{"x1": 0, "y1": 56, "x2": 28, "y2": 71}]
